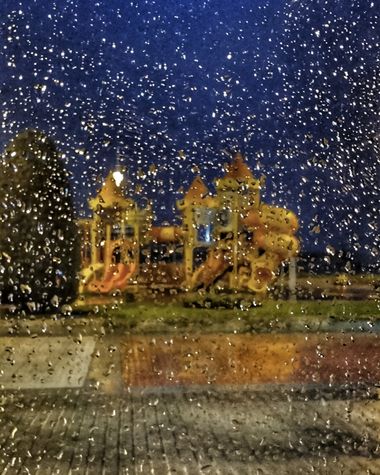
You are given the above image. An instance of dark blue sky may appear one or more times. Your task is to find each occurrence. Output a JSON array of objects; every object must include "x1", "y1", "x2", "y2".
[{"x1": 0, "y1": 0, "x2": 379, "y2": 268}]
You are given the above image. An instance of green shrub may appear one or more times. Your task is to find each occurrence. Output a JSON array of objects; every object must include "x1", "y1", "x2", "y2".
[{"x1": 0, "y1": 129, "x2": 80, "y2": 312}]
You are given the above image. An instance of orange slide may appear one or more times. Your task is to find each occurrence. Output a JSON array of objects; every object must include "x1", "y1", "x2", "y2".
[
  {"x1": 189, "y1": 203, "x2": 299, "y2": 292},
  {"x1": 88, "y1": 262, "x2": 136, "y2": 294},
  {"x1": 189, "y1": 248, "x2": 231, "y2": 290},
  {"x1": 87, "y1": 265, "x2": 116, "y2": 293}
]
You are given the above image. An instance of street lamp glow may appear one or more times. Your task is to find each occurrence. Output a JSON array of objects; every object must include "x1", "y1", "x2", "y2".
[{"x1": 112, "y1": 170, "x2": 124, "y2": 187}]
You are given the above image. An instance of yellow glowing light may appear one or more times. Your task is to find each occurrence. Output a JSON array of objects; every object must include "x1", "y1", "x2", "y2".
[{"x1": 112, "y1": 170, "x2": 124, "y2": 187}]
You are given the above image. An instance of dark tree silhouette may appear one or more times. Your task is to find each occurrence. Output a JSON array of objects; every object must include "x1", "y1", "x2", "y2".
[{"x1": 0, "y1": 129, "x2": 80, "y2": 311}]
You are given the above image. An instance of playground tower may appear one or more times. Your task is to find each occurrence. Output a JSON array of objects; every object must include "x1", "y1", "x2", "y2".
[{"x1": 79, "y1": 153, "x2": 299, "y2": 296}]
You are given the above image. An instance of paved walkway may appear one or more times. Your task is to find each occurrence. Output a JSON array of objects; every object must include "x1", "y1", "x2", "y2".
[
  {"x1": 1, "y1": 331, "x2": 380, "y2": 473},
  {"x1": 2, "y1": 332, "x2": 380, "y2": 392},
  {"x1": 121, "y1": 333, "x2": 380, "y2": 388},
  {"x1": 1, "y1": 388, "x2": 380, "y2": 474},
  {"x1": 1, "y1": 337, "x2": 95, "y2": 389}
]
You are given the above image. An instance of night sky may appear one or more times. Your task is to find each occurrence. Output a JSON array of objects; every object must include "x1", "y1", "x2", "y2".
[{"x1": 0, "y1": 0, "x2": 378, "y2": 269}]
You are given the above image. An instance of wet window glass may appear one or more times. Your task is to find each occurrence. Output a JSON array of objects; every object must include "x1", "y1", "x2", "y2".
[{"x1": 0, "y1": 0, "x2": 379, "y2": 472}]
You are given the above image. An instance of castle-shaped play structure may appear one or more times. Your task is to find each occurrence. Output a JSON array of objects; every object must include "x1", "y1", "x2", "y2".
[{"x1": 79, "y1": 153, "x2": 299, "y2": 296}]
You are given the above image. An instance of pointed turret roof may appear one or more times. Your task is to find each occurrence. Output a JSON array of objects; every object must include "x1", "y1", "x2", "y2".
[
  {"x1": 224, "y1": 152, "x2": 254, "y2": 181},
  {"x1": 89, "y1": 171, "x2": 134, "y2": 210},
  {"x1": 183, "y1": 175, "x2": 209, "y2": 205}
]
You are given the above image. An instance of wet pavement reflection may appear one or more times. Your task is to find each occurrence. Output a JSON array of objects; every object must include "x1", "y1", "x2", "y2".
[{"x1": 122, "y1": 333, "x2": 380, "y2": 388}]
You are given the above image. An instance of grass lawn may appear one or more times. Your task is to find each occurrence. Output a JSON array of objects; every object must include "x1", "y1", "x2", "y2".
[
  {"x1": 1, "y1": 297, "x2": 378, "y2": 335},
  {"x1": 103, "y1": 299, "x2": 380, "y2": 334}
]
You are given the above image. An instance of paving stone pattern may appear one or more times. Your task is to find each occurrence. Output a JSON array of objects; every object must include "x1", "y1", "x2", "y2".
[{"x1": 0, "y1": 388, "x2": 380, "y2": 474}]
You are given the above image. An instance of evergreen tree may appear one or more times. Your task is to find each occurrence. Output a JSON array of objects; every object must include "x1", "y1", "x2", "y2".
[{"x1": 0, "y1": 129, "x2": 80, "y2": 311}]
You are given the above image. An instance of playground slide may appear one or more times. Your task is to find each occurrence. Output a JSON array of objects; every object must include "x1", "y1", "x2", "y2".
[
  {"x1": 245, "y1": 252, "x2": 280, "y2": 293},
  {"x1": 87, "y1": 265, "x2": 116, "y2": 292},
  {"x1": 189, "y1": 250, "x2": 230, "y2": 290},
  {"x1": 98, "y1": 262, "x2": 136, "y2": 294},
  {"x1": 243, "y1": 228, "x2": 299, "y2": 293},
  {"x1": 189, "y1": 204, "x2": 299, "y2": 293},
  {"x1": 79, "y1": 263, "x2": 104, "y2": 293},
  {"x1": 111, "y1": 262, "x2": 136, "y2": 288},
  {"x1": 253, "y1": 231, "x2": 299, "y2": 258},
  {"x1": 238, "y1": 205, "x2": 299, "y2": 293},
  {"x1": 243, "y1": 205, "x2": 299, "y2": 234}
]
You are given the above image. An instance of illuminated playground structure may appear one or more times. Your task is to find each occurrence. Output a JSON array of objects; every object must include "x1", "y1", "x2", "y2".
[{"x1": 79, "y1": 153, "x2": 299, "y2": 296}]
